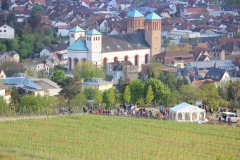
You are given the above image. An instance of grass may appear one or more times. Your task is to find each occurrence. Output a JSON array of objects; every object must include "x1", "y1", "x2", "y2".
[{"x1": 0, "y1": 115, "x2": 239, "y2": 160}]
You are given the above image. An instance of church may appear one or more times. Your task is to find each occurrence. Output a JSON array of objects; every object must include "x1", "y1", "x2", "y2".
[{"x1": 67, "y1": 10, "x2": 162, "y2": 71}]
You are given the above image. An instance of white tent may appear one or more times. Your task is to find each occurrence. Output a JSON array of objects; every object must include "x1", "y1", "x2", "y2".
[{"x1": 169, "y1": 102, "x2": 206, "y2": 122}]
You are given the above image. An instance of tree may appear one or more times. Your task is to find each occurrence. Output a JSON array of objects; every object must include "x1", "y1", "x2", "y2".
[
  {"x1": 1, "y1": 0, "x2": 9, "y2": 11},
  {"x1": 37, "y1": 70, "x2": 48, "y2": 78},
  {"x1": 182, "y1": 43, "x2": 192, "y2": 52},
  {"x1": 128, "y1": 79, "x2": 144, "y2": 103},
  {"x1": 168, "y1": 90, "x2": 180, "y2": 106},
  {"x1": 32, "y1": 3, "x2": 43, "y2": 12},
  {"x1": 10, "y1": 88, "x2": 20, "y2": 110},
  {"x1": 144, "y1": 78, "x2": 170, "y2": 104},
  {"x1": 124, "y1": 85, "x2": 131, "y2": 103},
  {"x1": 145, "y1": 85, "x2": 154, "y2": 106},
  {"x1": 107, "y1": 88, "x2": 116, "y2": 108},
  {"x1": 18, "y1": 94, "x2": 42, "y2": 112},
  {"x1": 0, "y1": 44, "x2": 6, "y2": 52},
  {"x1": 73, "y1": 61, "x2": 105, "y2": 81},
  {"x1": 0, "y1": 96, "x2": 9, "y2": 115},
  {"x1": 40, "y1": 95, "x2": 56, "y2": 114},
  {"x1": 228, "y1": 81, "x2": 240, "y2": 109},
  {"x1": 84, "y1": 87, "x2": 95, "y2": 100},
  {"x1": 202, "y1": 8, "x2": 209, "y2": 13},
  {"x1": 168, "y1": 42, "x2": 179, "y2": 51},
  {"x1": 69, "y1": 92, "x2": 86, "y2": 111},
  {"x1": 116, "y1": 77, "x2": 127, "y2": 93},
  {"x1": 179, "y1": 85, "x2": 199, "y2": 104},
  {"x1": 165, "y1": 73, "x2": 177, "y2": 91},
  {"x1": 0, "y1": 61, "x2": 26, "y2": 77},
  {"x1": 119, "y1": 5, "x2": 122, "y2": 10},
  {"x1": 212, "y1": 0, "x2": 218, "y2": 5},
  {"x1": 94, "y1": 89, "x2": 102, "y2": 104},
  {"x1": 196, "y1": 37, "x2": 202, "y2": 43},
  {"x1": 148, "y1": 58, "x2": 162, "y2": 79},
  {"x1": 163, "y1": 37, "x2": 170, "y2": 49},
  {"x1": 58, "y1": 77, "x2": 82, "y2": 101},
  {"x1": 44, "y1": 28, "x2": 53, "y2": 37},
  {"x1": 51, "y1": 69, "x2": 66, "y2": 84},
  {"x1": 200, "y1": 83, "x2": 222, "y2": 110}
]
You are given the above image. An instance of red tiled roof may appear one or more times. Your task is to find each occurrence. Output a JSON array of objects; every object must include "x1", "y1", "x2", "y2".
[
  {"x1": 219, "y1": 38, "x2": 240, "y2": 47},
  {"x1": 185, "y1": 8, "x2": 204, "y2": 13}
]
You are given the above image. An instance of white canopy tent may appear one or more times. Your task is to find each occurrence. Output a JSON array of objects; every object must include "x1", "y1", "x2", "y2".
[{"x1": 169, "y1": 103, "x2": 206, "y2": 122}]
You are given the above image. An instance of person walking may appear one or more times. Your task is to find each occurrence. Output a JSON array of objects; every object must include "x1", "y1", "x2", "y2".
[
  {"x1": 219, "y1": 115, "x2": 222, "y2": 125},
  {"x1": 227, "y1": 115, "x2": 232, "y2": 126}
]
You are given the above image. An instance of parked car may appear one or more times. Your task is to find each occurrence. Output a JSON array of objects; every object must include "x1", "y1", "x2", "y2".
[{"x1": 220, "y1": 112, "x2": 239, "y2": 123}]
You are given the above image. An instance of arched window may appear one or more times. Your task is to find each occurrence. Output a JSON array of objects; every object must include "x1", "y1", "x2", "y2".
[
  {"x1": 199, "y1": 112, "x2": 205, "y2": 120},
  {"x1": 68, "y1": 57, "x2": 72, "y2": 70},
  {"x1": 74, "y1": 58, "x2": 79, "y2": 68},
  {"x1": 134, "y1": 55, "x2": 139, "y2": 66},
  {"x1": 145, "y1": 54, "x2": 149, "y2": 64},
  {"x1": 103, "y1": 58, "x2": 108, "y2": 65},
  {"x1": 185, "y1": 112, "x2": 190, "y2": 120},
  {"x1": 124, "y1": 56, "x2": 129, "y2": 61},
  {"x1": 114, "y1": 56, "x2": 118, "y2": 62},
  {"x1": 81, "y1": 58, "x2": 86, "y2": 62},
  {"x1": 178, "y1": 113, "x2": 182, "y2": 120},
  {"x1": 192, "y1": 112, "x2": 197, "y2": 120}
]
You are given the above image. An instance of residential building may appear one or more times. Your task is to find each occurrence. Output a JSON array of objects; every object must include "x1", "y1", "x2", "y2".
[
  {"x1": 82, "y1": 78, "x2": 113, "y2": 92},
  {"x1": 0, "y1": 70, "x2": 6, "y2": 78},
  {"x1": 0, "y1": 51, "x2": 20, "y2": 63},
  {"x1": 67, "y1": 10, "x2": 162, "y2": 71},
  {"x1": 0, "y1": 81, "x2": 5, "y2": 97},
  {"x1": 0, "y1": 23, "x2": 14, "y2": 39}
]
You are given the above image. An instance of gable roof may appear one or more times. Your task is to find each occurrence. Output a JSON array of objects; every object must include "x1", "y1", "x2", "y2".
[
  {"x1": 69, "y1": 26, "x2": 85, "y2": 32},
  {"x1": 204, "y1": 67, "x2": 227, "y2": 81},
  {"x1": 170, "y1": 102, "x2": 205, "y2": 112},
  {"x1": 68, "y1": 39, "x2": 88, "y2": 51},
  {"x1": 86, "y1": 28, "x2": 102, "y2": 35},
  {"x1": 145, "y1": 12, "x2": 162, "y2": 20},
  {"x1": 108, "y1": 61, "x2": 133, "y2": 71},
  {"x1": 127, "y1": 10, "x2": 144, "y2": 18}
]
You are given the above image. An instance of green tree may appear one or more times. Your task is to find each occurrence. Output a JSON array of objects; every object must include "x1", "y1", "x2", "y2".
[
  {"x1": 0, "y1": 96, "x2": 9, "y2": 115},
  {"x1": 144, "y1": 78, "x2": 170, "y2": 104},
  {"x1": 107, "y1": 88, "x2": 116, "y2": 108},
  {"x1": 58, "y1": 77, "x2": 82, "y2": 101},
  {"x1": 124, "y1": 85, "x2": 131, "y2": 103},
  {"x1": 51, "y1": 69, "x2": 66, "y2": 84},
  {"x1": 212, "y1": 0, "x2": 218, "y2": 5},
  {"x1": 40, "y1": 95, "x2": 56, "y2": 114},
  {"x1": 128, "y1": 79, "x2": 144, "y2": 103},
  {"x1": 168, "y1": 42, "x2": 179, "y2": 51},
  {"x1": 10, "y1": 88, "x2": 20, "y2": 110},
  {"x1": 0, "y1": 61, "x2": 26, "y2": 77},
  {"x1": 163, "y1": 37, "x2": 170, "y2": 49},
  {"x1": 18, "y1": 94, "x2": 42, "y2": 112},
  {"x1": 168, "y1": 90, "x2": 180, "y2": 106},
  {"x1": 148, "y1": 57, "x2": 162, "y2": 79},
  {"x1": 165, "y1": 73, "x2": 177, "y2": 91},
  {"x1": 69, "y1": 92, "x2": 86, "y2": 111},
  {"x1": 202, "y1": 8, "x2": 209, "y2": 13},
  {"x1": 0, "y1": 44, "x2": 6, "y2": 52},
  {"x1": 32, "y1": 3, "x2": 43, "y2": 12},
  {"x1": 200, "y1": 83, "x2": 222, "y2": 110},
  {"x1": 1, "y1": 0, "x2": 9, "y2": 11},
  {"x1": 182, "y1": 43, "x2": 192, "y2": 52},
  {"x1": 196, "y1": 37, "x2": 202, "y2": 43},
  {"x1": 227, "y1": 81, "x2": 240, "y2": 109},
  {"x1": 44, "y1": 28, "x2": 53, "y2": 37},
  {"x1": 116, "y1": 77, "x2": 127, "y2": 93},
  {"x1": 145, "y1": 85, "x2": 154, "y2": 106},
  {"x1": 94, "y1": 89, "x2": 102, "y2": 104},
  {"x1": 73, "y1": 61, "x2": 105, "y2": 81},
  {"x1": 84, "y1": 87, "x2": 95, "y2": 100},
  {"x1": 179, "y1": 85, "x2": 199, "y2": 104}
]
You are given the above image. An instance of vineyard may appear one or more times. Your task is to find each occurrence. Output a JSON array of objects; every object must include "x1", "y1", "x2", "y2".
[{"x1": 0, "y1": 115, "x2": 239, "y2": 160}]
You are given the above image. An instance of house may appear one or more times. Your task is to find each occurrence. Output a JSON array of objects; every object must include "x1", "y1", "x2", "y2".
[
  {"x1": 82, "y1": 78, "x2": 113, "y2": 92},
  {"x1": 204, "y1": 64, "x2": 231, "y2": 86},
  {"x1": 119, "y1": 0, "x2": 131, "y2": 10},
  {"x1": 156, "y1": 50, "x2": 194, "y2": 68},
  {"x1": 184, "y1": 8, "x2": 204, "y2": 16},
  {"x1": 0, "y1": 70, "x2": 6, "y2": 78},
  {"x1": 191, "y1": 79, "x2": 216, "y2": 88},
  {"x1": 0, "y1": 77, "x2": 61, "y2": 96},
  {"x1": 0, "y1": 81, "x2": 5, "y2": 98},
  {"x1": 107, "y1": 61, "x2": 138, "y2": 82},
  {"x1": 67, "y1": 10, "x2": 162, "y2": 72},
  {"x1": 0, "y1": 23, "x2": 14, "y2": 39},
  {"x1": 0, "y1": 51, "x2": 20, "y2": 63},
  {"x1": 23, "y1": 59, "x2": 50, "y2": 76}
]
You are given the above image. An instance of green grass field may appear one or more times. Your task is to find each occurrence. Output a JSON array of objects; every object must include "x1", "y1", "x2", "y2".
[{"x1": 0, "y1": 115, "x2": 239, "y2": 160}]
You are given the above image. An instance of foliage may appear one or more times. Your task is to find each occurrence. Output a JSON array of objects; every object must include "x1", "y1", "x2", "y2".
[
  {"x1": 212, "y1": 0, "x2": 218, "y2": 5},
  {"x1": 1, "y1": 0, "x2": 9, "y2": 11},
  {"x1": 202, "y1": 8, "x2": 209, "y2": 13},
  {"x1": 225, "y1": 0, "x2": 240, "y2": 5},
  {"x1": 145, "y1": 85, "x2": 154, "y2": 105},
  {"x1": 182, "y1": 43, "x2": 192, "y2": 52},
  {"x1": 58, "y1": 77, "x2": 82, "y2": 101},
  {"x1": 0, "y1": 61, "x2": 26, "y2": 77},
  {"x1": 40, "y1": 95, "x2": 56, "y2": 114},
  {"x1": 178, "y1": 85, "x2": 199, "y2": 104},
  {"x1": 107, "y1": 88, "x2": 116, "y2": 107},
  {"x1": 196, "y1": 37, "x2": 202, "y2": 43},
  {"x1": 116, "y1": 77, "x2": 127, "y2": 93},
  {"x1": 84, "y1": 87, "x2": 95, "y2": 100},
  {"x1": 144, "y1": 78, "x2": 170, "y2": 104},
  {"x1": 94, "y1": 89, "x2": 102, "y2": 104},
  {"x1": 69, "y1": 92, "x2": 86, "y2": 108},
  {"x1": 37, "y1": 70, "x2": 48, "y2": 78},
  {"x1": 0, "y1": 96, "x2": 9, "y2": 115},
  {"x1": 148, "y1": 57, "x2": 162, "y2": 79},
  {"x1": 168, "y1": 90, "x2": 180, "y2": 106},
  {"x1": 123, "y1": 85, "x2": 131, "y2": 103},
  {"x1": 73, "y1": 61, "x2": 105, "y2": 81},
  {"x1": 0, "y1": 44, "x2": 6, "y2": 52},
  {"x1": 227, "y1": 81, "x2": 240, "y2": 109},
  {"x1": 128, "y1": 79, "x2": 144, "y2": 103},
  {"x1": 18, "y1": 94, "x2": 42, "y2": 112},
  {"x1": 234, "y1": 32, "x2": 240, "y2": 38},
  {"x1": 54, "y1": 65, "x2": 66, "y2": 71},
  {"x1": 168, "y1": 42, "x2": 179, "y2": 51},
  {"x1": 50, "y1": 69, "x2": 66, "y2": 84},
  {"x1": 163, "y1": 37, "x2": 170, "y2": 48},
  {"x1": 10, "y1": 88, "x2": 20, "y2": 108},
  {"x1": 164, "y1": 73, "x2": 177, "y2": 91},
  {"x1": 200, "y1": 83, "x2": 222, "y2": 110},
  {"x1": 27, "y1": 70, "x2": 35, "y2": 77},
  {"x1": 222, "y1": 33, "x2": 227, "y2": 38}
]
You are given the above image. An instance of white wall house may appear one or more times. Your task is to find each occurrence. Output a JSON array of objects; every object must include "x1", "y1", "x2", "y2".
[{"x1": 0, "y1": 23, "x2": 15, "y2": 39}]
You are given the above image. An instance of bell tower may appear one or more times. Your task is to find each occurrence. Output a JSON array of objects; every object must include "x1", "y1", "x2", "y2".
[
  {"x1": 144, "y1": 12, "x2": 162, "y2": 58},
  {"x1": 127, "y1": 10, "x2": 144, "y2": 33},
  {"x1": 69, "y1": 26, "x2": 85, "y2": 45}
]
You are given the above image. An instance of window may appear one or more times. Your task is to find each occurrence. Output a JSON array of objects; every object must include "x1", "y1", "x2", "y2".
[
  {"x1": 0, "y1": 30, "x2": 2, "y2": 32},
  {"x1": 71, "y1": 34, "x2": 74, "y2": 38},
  {"x1": 3, "y1": 26, "x2": 6, "y2": 28},
  {"x1": 3, "y1": 30, "x2": 6, "y2": 32},
  {"x1": 145, "y1": 54, "x2": 149, "y2": 64},
  {"x1": 124, "y1": 56, "x2": 128, "y2": 61},
  {"x1": 134, "y1": 55, "x2": 139, "y2": 66},
  {"x1": 114, "y1": 57, "x2": 118, "y2": 62}
]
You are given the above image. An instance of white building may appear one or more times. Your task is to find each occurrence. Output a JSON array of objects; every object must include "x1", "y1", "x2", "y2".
[
  {"x1": 0, "y1": 23, "x2": 15, "y2": 39},
  {"x1": 67, "y1": 10, "x2": 163, "y2": 72}
]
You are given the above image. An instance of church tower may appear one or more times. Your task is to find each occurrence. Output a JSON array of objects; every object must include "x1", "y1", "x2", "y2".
[
  {"x1": 69, "y1": 26, "x2": 85, "y2": 45},
  {"x1": 86, "y1": 29, "x2": 102, "y2": 64},
  {"x1": 144, "y1": 12, "x2": 162, "y2": 58},
  {"x1": 127, "y1": 10, "x2": 144, "y2": 33}
]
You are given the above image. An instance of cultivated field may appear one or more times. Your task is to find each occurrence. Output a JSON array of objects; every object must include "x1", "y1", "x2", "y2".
[{"x1": 0, "y1": 115, "x2": 239, "y2": 160}]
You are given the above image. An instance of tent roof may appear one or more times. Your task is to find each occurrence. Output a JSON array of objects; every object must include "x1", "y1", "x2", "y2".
[{"x1": 170, "y1": 102, "x2": 205, "y2": 112}]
